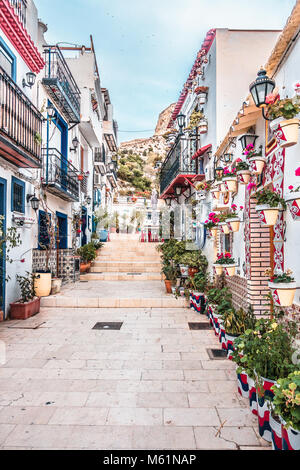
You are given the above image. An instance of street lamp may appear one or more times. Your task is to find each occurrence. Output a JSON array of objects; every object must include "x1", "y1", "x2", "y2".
[
  {"x1": 46, "y1": 103, "x2": 56, "y2": 119},
  {"x1": 239, "y1": 134, "x2": 258, "y2": 151},
  {"x1": 26, "y1": 194, "x2": 40, "y2": 211},
  {"x1": 165, "y1": 197, "x2": 172, "y2": 207},
  {"x1": 250, "y1": 69, "x2": 275, "y2": 119},
  {"x1": 176, "y1": 113, "x2": 186, "y2": 135},
  {"x1": 70, "y1": 136, "x2": 79, "y2": 153},
  {"x1": 22, "y1": 72, "x2": 36, "y2": 89},
  {"x1": 174, "y1": 185, "x2": 182, "y2": 197},
  {"x1": 222, "y1": 153, "x2": 233, "y2": 164}
]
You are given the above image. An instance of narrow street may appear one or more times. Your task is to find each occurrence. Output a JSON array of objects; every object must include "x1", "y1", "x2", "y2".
[{"x1": 0, "y1": 235, "x2": 267, "y2": 450}]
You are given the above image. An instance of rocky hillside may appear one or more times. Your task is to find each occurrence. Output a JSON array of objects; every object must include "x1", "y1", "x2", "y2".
[{"x1": 117, "y1": 103, "x2": 175, "y2": 195}]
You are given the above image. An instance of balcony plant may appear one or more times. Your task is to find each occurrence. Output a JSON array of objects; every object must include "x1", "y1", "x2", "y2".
[
  {"x1": 222, "y1": 167, "x2": 237, "y2": 193},
  {"x1": 243, "y1": 144, "x2": 266, "y2": 175},
  {"x1": 271, "y1": 371, "x2": 300, "y2": 450},
  {"x1": 177, "y1": 251, "x2": 208, "y2": 278},
  {"x1": 195, "y1": 86, "x2": 209, "y2": 105},
  {"x1": 225, "y1": 204, "x2": 243, "y2": 232},
  {"x1": 204, "y1": 212, "x2": 220, "y2": 238},
  {"x1": 214, "y1": 253, "x2": 237, "y2": 277},
  {"x1": 235, "y1": 159, "x2": 251, "y2": 185},
  {"x1": 285, "y1": 184, "x2": 300, "y2": 218},
  {"x1": 265, "y1": 268, "x2": 297, "y2": 307},
  {"x1": 216, "y1": 212, "x2": 230, "y2": 235},
  {"x1": 266, "y1": 93, "x2": 300, "y2": 148},
  {"x1": 255, "y1": 188, "x2": 286, "y2": 226},
  {"x1": 10, "y1": 273, "x2": 40, "y2": 320}
]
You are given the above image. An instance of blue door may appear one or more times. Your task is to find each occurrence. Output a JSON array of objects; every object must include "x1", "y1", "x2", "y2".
[
  {"x1": 56, "y1": 211, "x2": 68, "y2": 249},
  {"x1": 0, "y1": 177, "x2": 7, "y2": 315},
  {"x1": 81, "y1": 207, "x2": 87, "y2": 246}
]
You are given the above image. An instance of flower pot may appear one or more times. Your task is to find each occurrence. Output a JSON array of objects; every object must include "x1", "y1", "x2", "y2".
[
  {"x1": 51, "y1": 278, "x2": 62, "y2": 295},
  {"x1": 179, "y1": 265, "x2": 189, "y2": 278},
  {"x1": 270, "y1": 411, "x2": 283, "y2": 450},
  {"x1": 248, "y1": 376, "x2": 258, "y2": 415},
  {"x1": 218, "y1": 320, "x2": 227, "y2": 350},
  {"x1": 248, "y1": 156, "x2": 266, "y2": 175},
  {"x1": 225, "y1": 332, "x2": 239, "y2": 359},
  {"x1": 281, "y1": 420, "x2": 300, "y2": 450},
  {"x1": 219, "y1": 222, "x2": 230, "y2": 235},
  {"x1": 223, "y1": 177, "x2": 237, "y2": 193},
  {"x1": 237, "y1": 170, "x2": 251, "y2": 185},
  {"x1": 10, "y1": 297, "x2": 40, "y2": 320},
  {"x1": 212, "y1": 313, "x2": 221, "y2": 336},
  {"x1": 80, "y1": 262, "x2": 91, "y2": 273},
  {"x1": 220, "y1": 183, "x2": 227, "y2": 193},
  {"x1": 164, "y1": 280, "x2": 172, "y2": 294},
  {"x1": 236, "y1": 369, "x2": 249, "y2": 399},
  {"x1": 0, "y1": 310, "x2": 3, "y2": 322},
  {"x1": 255, "y1": 204, "x2": 281, "y2": 226},
  {"x1": 198, "y1": 93, "x2": 207, "y2": 105},
  {"x1": 223, "y1": 264, "x2": 237, "y2": 277},
  {"x1": 211, "y1": 188, "x2": 220, "y2": 200},
  {"x1": 272, "y1": 118, "x2": 300, "y2": 148},
  {"x1": 199, "y1": 120, "x2": 208, "y2": 134},
  {"x1": 256, "y1": 375, "x2": 276, "y2": 443},
  {"x1": 285, "y1": 190, "x2": 300, "y2": 219},
  {"x1": 210, "y1": 227, "x2": 219, "y2": 238},
  {"x1": 188, "y1": 267, "x2": 199, "y2": 278},
  {"x1": 34, "y1": 273, "x2": 52, "y2": 297},
  {"x1": 226, "y1": 218, "x2": 240, "y2": 233},
  {"x1": 268, "y1": 281, "x2": 296, "y2": 307},
  {"x1": 213, "y1": 264, "x2": 223, "y2": 276}
]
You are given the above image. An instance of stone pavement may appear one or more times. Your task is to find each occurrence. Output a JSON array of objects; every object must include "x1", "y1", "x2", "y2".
[{"x1": 0, "y1": 235, "x2": 270, "y2": 450}]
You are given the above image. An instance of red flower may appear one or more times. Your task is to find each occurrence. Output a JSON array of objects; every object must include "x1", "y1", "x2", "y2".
[
  {"x1": 225, "y1": 253, "x2": 231, "y2": 259},
  {"x1": 289, "y1": 185, "x2": 294, "y2": 190},
  {"x1": 295, "y1": 167, "x2": 300, "y2": 176},
  {"x1": 20, "y1": 259, "x2": 25, "y2": 263},
  {"x1": 240, "y1": 206, "x2": 244, "y2": 210}
]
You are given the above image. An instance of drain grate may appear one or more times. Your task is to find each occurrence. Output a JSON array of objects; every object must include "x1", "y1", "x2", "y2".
[
  {"x1": 93, "y1": 322, "x2": 123, "y2": 330},
  {"x1": 207, "y1": 348, "x2": 228, "y2": 360},
  {"x1": 127, "y1": 273, "x2": 142, "y2": 275},
  {"x1": 188, "y1": 322, "x2": 211, "y2": 330}
]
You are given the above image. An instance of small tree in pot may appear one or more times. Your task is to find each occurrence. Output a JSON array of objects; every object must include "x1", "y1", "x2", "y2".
[{"x1": 10, "y1": 273, "x2": 40, "y2": 320}]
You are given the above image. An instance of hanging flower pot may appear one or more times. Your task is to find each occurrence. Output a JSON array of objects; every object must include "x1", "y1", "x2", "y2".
[
  {"x1": 223, "y1": 177, "x2": 237, "y2": 193},
  {"x1": 268, "y1": 281, "x2": 296, "y2": 307},
  {"x1": 211, "y1": 187, "x2": 220, "y2": 200},
  {"x1": 210, "y1": 227, "x2": 219, "y2": 238},
  {"x1": 198, "y1": 119, "x2": 208, "y2": 134},
  {"x1": 213, "y1": 264, "x2": 223, "y2": 276},
  {"x1": 223, "y1": 264, "x2": 237, "y2": 277},
  {"x1": 226, "y1": 217, "x2": 240, "y2": 233},
  {"x1": 285, "y1": 188, "x2": 300, "y2": 219},
  {"x1": 255, "y1": 204, "x2": 281, "y2": 226},
  {"x1": 248, "y1": 156, "x2": 266, "y2": 175},
  {"x1": 198, "y1": 93, "x2": 207, "y2": 105},
  {"x1": 270, "y1": 117, "x2": 300, "y2": 148},
  {"x1": 237, "y1": 170, "x2": 251, "y2": 185},
  {"x1": 219, "y1": 222, "x2": 230, "y2": 235}
]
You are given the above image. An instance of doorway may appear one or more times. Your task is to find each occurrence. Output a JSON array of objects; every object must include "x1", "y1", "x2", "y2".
[{"x1": 0, "y1": 177, "x2": 7, "y2": 315}]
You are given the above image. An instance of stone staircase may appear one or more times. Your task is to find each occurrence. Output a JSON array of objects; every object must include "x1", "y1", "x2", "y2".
[{"x1": 41, "y1": 234, "x2": 187, "y2": 309}]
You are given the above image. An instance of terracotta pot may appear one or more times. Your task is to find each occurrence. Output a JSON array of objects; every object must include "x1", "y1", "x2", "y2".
[
  {"x1": 34, "y1": 273, "x2": 52, "y2": 297},
  {"x1": 210, "y1": 227, "x2": 219, "y2": 238},
  {"x1": 237, "y1": 170, "x2": 251, "y2": 185},
  {"x1": 188, "y1": 267, "x2": 199, "y2": 278},
  {"x1": 164, "y1": 280, "x2": 172, "y2": 294},
  {"x1": 0, "y1": 310, "x2": 4, "y2": 322},
  {"x1": 80, "y1": 262, "x2": 91, "y2": 273},
  {"x1": 268, "y1": 281, "x2": 296, "y2": 307},
  {"x1": 272, "y1": 118, "x2": 300, "y2": 148},
  {"x1": 223, "y1": 177, "x2": 237, "y2": 193},
  {"x1": 255, "y1": 204, "x2": 281, "y2": 226},
  {"x1": 219, "y1": 222, "x2": 230, "y2": 235},
  {"x1": 211, "y1": 188, "x2": 220, "y2": 200},
  {"x1": 285, "y1": 190, "x2": 300, "y2": 219},
  {"x1": 226, "y1": 218, "x2": 240, "y2": 233},
  {"x1": 10, "y1": 297, "x2": 40, "y2": 320}
]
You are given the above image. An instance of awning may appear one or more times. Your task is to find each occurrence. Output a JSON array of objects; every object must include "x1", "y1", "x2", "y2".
[
  {"x1": 160, "y1": 173, "x2": 205, "y2": 199},
  {"x1": 191, "y1": 144, "x2": 212, "y2": 160}
]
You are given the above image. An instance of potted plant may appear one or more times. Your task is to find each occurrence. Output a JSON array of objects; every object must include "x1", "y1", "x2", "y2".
[
  {"x1": 225, "y1": 204, "x2": 243, "y2": 232},
  {"x1": 217, "y1": 212, "x2": 230, "y2": 235},
  {"x1": 271, "y1": 371, "x2": 300, "y2": 450},
  {"x1": 177, "y1": 251, "x2": 208, "y2": 279},
  {"x1": 210, "y1": 185, "x2": 220, "y2": 201},
  {"x1": 214, "y1": 253, "x2": 237, "y2": 277},
  {"x1": 190, "y1": 272, "x2": 208, "y2": 314},
  {"x1": 162, "y1": 265, "x2": 178, "y2": 294},
  {"x1": 222, "y1": 167, "x2": 238, "y2": 193},
  {"x1": 266, "y1": 93, "x2": 300, "y2": 148},
  {"x1": 204, "y1": 212, "x2": 220, "y2": 238},
  {"x1": 188, "y1": 110, "x2": 204, "y2": 129},
  {"x1": 265, "y1": 268, "x2": 297, "y2": 307},
  {"x1": 194, "y1": 86, "x2": 209, "y2": 104},
  {"x1": 223, "y1": 306, "x2": 256, "y2": 359},
  {"x1": 244, "y1": 144, "x2": 266, "y2": 175},
  {"x1": 285, "y1": 184, "x2": 300, "y2": 219},
  {"x1": 255, "y1": 188, "x2": 286, "y2": 226},
  {"x1": 235, "y1": 160, "x2": 251, "y2": 185},
  {"x1": 34, "y1": 208, "x2": 56, "y2": 298},
  {"x1": 77, "y1": 242, "x2": 97, "y2": 273},
  {"x1": 195, "y1": 181, "x2": 211, "y2": 199},
  {"x1": 199, "y1": 118, "x2": 208, "y2": 134},
  {"x1": 10, "y1": 273, "x2": 40, "y2": 320}
]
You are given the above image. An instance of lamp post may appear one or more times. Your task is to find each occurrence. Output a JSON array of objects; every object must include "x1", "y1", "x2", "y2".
[{"x1": 176, "y1": 113, "x2": 186, "y2": 135}]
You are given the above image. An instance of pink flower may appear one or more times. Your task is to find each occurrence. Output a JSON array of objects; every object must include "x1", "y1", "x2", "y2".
[
  {"x1": 240, "y1": 206, "x2": 244, "y2": 210},
  {"x1": 225, "y1": 253, "x2": 231, "y2": 259},
  {"x1": 247, "y1": 182, "x2": 256, "y2": 192},
  {"x1": 20, "y1": 259, "x2": 25, "y2": 263},
  {"x1": 265, "y1": 93, "x2": 279, "y2": 105},
  {"x1": 205, "y1": 220, "x2": 208, "y2": 224},
  {"x1": 289, "y1": 185, "x2": 294, "y2": 190},
  {"x1": 295, "y1": 167, "x2": 300, "y2": 176}
]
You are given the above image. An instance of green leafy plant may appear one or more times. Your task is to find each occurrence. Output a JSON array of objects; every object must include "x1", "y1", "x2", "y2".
[
  {"x1": 256, "y1": 188, "x2": 287, "y2": 209},
  {"x1": 271, "y1": 371, "x2": 300, "y2": 431},
  {"x1": 16, "y1": 273, "x2": 36, "y2": 303},
  {"x1": 190, "y1": 272, "x2": 208, "y2": 293},
  {"x1": 177, "y1": 251, "x2": 208, "y2": 272},
  {"x1": 34, "y1": 132, "x2": 42, "y2": 145},
  {"x1": 206, "y1": 287, "x2": 232, "y2": 306},
  {"x1": 222, "y1": 306, "x2": 256, "y2": 336},
  {"x1": 188, "y1": 110, "x2": 204, "y2": 128},
  {"x1": 267, "y1": 97, "x2": 300, "y2": 120},
  {"x1": 76, "y1": 242, "x2": 97, "y2": 263},
  {"x1": 215, "y1": 253, "x2": 236, "y2": 265},
  {"x1": 264, "y1": 267, "x2": 295, "y2": 284},
  {"x1": 162, "y1": 264, "x2": 179, "y2": 282},
  {"x1": 235, "y1": 161, "x2": 250, "y2": 171}
]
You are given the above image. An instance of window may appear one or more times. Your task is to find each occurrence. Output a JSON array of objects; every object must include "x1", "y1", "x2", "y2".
[
  {"x1": 224, "y1": 234, "x2": 231, "y2": 253},
  {"x1": 38, "y1": 210, "x2": 51, "y2": 250},
  {"x1": 11, "y1": 177, "x2": 25, "y2": 213},
  {"x1": 0, "y1": 39, "x2": 16, "y2": 80}
]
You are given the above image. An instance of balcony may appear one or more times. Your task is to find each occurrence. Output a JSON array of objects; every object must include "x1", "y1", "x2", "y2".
[
  {"x1": 9, "y1": 0, "x2": 26, "y2": 28},
  {"x1": 0, "y1": 66, "x2": 43, "y2": 168},
  {"x1": 160, "y1": 138, "x2": 204, "y2": 197},
  {"x1": 42, "y1": 148, "x2": 79, "y2": 201},
  {"x1": 42, "y1": 46, "x2": 81, "y2": 124},
  {"x1": 103, "y1": 120, "x2": 118, "y2": 152}
]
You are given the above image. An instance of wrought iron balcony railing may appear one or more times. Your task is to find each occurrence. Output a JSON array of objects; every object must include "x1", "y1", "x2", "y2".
[
  {"x1": 0, "y1": 65, "x2": 43, "y2": 168},
  {"x1": 94, "y1": 148, "x2": 105, "y2": 164},
  {"x1": 42, "y1": 46, "x2": 81, "y2": 124},
  {"x1": 160, "y1": 138, "x2": 198, "y2": 195},
  {"x1": 42, "y1": 147, "x2": 79, "y2": 201},
  {"x1": 9, "y1": 0, "x2": 27, "y2": 28}
]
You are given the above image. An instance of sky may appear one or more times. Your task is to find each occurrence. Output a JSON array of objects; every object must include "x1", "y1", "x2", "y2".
[{"x1": 34, "y1": 0, "x2": 296, "y2": 143}]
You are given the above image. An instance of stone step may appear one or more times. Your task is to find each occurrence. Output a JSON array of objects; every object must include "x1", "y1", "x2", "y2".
[
  {"x1": 41, "y1": 296, "x2": 187, "y2": 309},
  {"x1": 97, "y1": 255, "x2": 161, "y2": 262},
  {"x1": 81, "y1": 272, "x2": 163, "y2": 281},
  {"x1": 92, "y1": 261, "x2": 161, "y2": 272}
]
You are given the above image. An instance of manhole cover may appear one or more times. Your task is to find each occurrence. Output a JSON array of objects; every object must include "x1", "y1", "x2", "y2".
[
  {"x1": 188, "y1": 323, "x2": 211, "y2": 330},
  {"x1": 93, "y1": 322, "x2": 123, "y2": 330},
  {"x1": 207, "y1": 348, "x2": 228, "y2": 360}
]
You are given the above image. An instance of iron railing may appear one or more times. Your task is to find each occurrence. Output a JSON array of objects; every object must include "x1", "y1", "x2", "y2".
[
  {"x1": 42, "y1": 147, "x2": 79, "y2": 201},
  {"x1": 0, "y1": 65, "x2": 43, "y2": 167},
  {"x1": 159, "y1": 138, "x2": 197, "y2": 195},
  {"x1": 9, "y1": 0, "x2": 27, "y2": 28},
  {"x1": 94, "y1": 148, "x2": 105, "y2": 164},
  {"x1": 42, "y1": 46, "x2": 81, "y2": 123}
]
